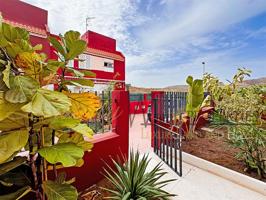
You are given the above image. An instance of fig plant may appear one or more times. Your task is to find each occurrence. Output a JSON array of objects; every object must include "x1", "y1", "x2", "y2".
[{"x1": 0, "y1": 15, "x2": 101, "y2": 199}]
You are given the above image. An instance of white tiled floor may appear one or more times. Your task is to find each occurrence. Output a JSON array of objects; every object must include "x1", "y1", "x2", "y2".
[{"x1": 129, "y1": 114, "x2": 266, "y2": 200}]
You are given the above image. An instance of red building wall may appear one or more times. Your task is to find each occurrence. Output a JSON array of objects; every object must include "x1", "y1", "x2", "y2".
[{"x1": 0, "y1": 0, "x2": 48, "y2": 30}]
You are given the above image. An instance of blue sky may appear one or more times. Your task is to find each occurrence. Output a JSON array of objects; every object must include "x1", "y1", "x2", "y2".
[{"x1": 24, "y1": 0, "x2": 266, "y2": 87}]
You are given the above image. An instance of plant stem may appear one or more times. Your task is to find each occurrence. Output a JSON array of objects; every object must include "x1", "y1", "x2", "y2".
[
  {"x1": 28, "y1": 114, "x2": 42, "y2": 200},
  {"x1": 52, "y1": 129, "x2": 58, "y2": 178}
]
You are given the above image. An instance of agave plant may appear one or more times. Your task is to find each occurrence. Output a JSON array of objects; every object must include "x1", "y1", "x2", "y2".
[{"x1": 102, "y1": 151, "x2": 176, "y2": 200}]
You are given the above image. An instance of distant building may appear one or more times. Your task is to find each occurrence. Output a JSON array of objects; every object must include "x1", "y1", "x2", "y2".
[{"x1": 0, "y1": 0, "x2": 125, "y2": 91}]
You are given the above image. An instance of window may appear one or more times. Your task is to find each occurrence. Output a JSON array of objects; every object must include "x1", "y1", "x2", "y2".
[
  {"x1": 103, "y1": 59, "x2": 114, "y2": 72},
  {"x1": 104, "y1": 62, "x2": 113, "y2": 68},
  {"x1": 68, "y1": 60, "x2": 74, "y2": 68},
  {"x1": 79, "y1": 54, "x2": 90, "y2": 69}
]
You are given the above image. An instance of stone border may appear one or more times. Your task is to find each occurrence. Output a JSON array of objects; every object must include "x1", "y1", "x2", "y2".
[{"x1": 182, "y1": 152, "x2": 266, "y2": 195}]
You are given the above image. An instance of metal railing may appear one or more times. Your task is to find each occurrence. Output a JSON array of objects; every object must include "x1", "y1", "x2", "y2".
[
  {"x1": 88, "y1": 91, "x2": 112, "y2": 134},
  {"x1": 152, "y1": 92, "x2": 187, "y2": 176}
]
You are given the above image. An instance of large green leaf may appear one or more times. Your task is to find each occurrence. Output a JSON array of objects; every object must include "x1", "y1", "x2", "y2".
[
  {"x1": 58, "y1": 132, "x2": 93, "y2": 151},
  {"x1": 64, "y1": 31, "x2": 86, "y2": 60},
  {"x1": 49, "y1": 117, "x2": 93, "y2": 138},
  {"x1": 0, "y1": 157, "x2": 27, "y2": 176},
  {"x1": 38, "y1": 143, "x2": 84, "y2": 167},
  {"x1": 2, "y1": 23, "x2": 19, "y2": 42},
  {"x1": 65, "y1": 67, "x2": 84, "y2": 77},
  {"x1": 186, "y1": 76, "x2": 204, "y2": 117},
  {"x1": 6, "y1": 43, "x2": 23, "y2": 58},
  {"x1": 0, "y1": 129, "x2": 29, "y2": 164},
  {"x1": 43, "y1": 180, "x2": 78, "y2": 200},
  {"x1": 0, "y1": 186, "x2": 32, "y2": 200},
  {"x1": 49, "y1": 117, "x2": 80, "y2": 130},
  {"x1": 2, "y1": 62, "x2": 11, "y2": 88},
  {"x1": 0, "y1": 112, "x2": 28, "y2": 131},
  {"x1": 66, "y1": 40, "x2": 87, "y2": 60},
  {"x1": 21, "y1": 88, "x2": 71, "y2": 117},
  {"x1": 15, "y1": 27, "x2": 29, "y2": 41},
  {"x1": 66, "y1": 79, "x2": 94, "y2": 87},
  {"x1": 49, "y1": 36, "x2": 66, "y2": 59},
  {"x1": 72, "y1": 123, "x2": 93, "y2": 138},
  {"x1": 5, "y1": 76, "x2": 39, "y2": 103},
  {"x1": 0, "y1": 95, "x2": 23, "y2": 121}
]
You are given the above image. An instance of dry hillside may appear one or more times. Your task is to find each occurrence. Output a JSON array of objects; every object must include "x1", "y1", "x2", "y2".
[{"x1": 128, "y1": 77, "x2": 266, "y2": 94}]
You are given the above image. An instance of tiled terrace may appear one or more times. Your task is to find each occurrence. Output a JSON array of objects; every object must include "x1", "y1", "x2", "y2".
[{"x1": 129, "y1": 114, "x2": 265, "y2": 200}]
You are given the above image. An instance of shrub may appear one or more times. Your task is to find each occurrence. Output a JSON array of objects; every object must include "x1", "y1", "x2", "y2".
[
  {"x1": 102, "y1": 151, "x2": 176, "y2": 199},
  {"x1": 0, "y1": 15, "x2": 100, "y2": 199},
  {"x1": 229, "y1": 125, "x2": 266, "y2": 177},
  {"x1": 205, "y1": 68, "x2": 266, "y2": 178}
]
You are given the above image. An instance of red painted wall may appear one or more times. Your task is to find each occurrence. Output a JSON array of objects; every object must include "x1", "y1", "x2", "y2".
[
  {"x1": 0, "y1": 0, "x2": 48, "y2": 30},
  {"x1": 86, "y1": 31, "x2": 116, "y2": 52},
  {"x1": 60, "y1": 91, "x2": 129, "y2": 190}
]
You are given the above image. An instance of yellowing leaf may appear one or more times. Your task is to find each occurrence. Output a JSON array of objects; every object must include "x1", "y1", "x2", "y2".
[
  {"x1": 5, "y1": 76, "x2": 39, "y2": 103},
  {"x1": 64, "y1": 92, "x2": 101, "y2": 120},
  {"x1": 15, "y1": 52, "x2": 42, "y2": 79},
  {"x1": 0, "y1": 112, "x2": 28, "y2": 131},
  {"x1": 0, "y1": 129, "x2": 29, "y2": 164},
  {"x1": 58, "y1": 132, "x2": 93, "y2": 152},
  {"x1": 72, "y1": 123, "x2": 94, "y2": 138},
  {"x1": 21, "y1": 89, "x2": 71, "y2": 118},
  {"x1": 0, "y1": 96, "x2": 23, "y2": 121}
]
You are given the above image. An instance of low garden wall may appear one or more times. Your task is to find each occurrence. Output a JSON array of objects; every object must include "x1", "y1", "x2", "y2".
[{"x1": 60, "y1": 90, "x2": 129, "y2": 191}]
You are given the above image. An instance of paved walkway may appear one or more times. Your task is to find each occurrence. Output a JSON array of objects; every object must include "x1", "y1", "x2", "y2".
[{"x1": 129, "y1": 114, "x2": 266, "y2": 200}]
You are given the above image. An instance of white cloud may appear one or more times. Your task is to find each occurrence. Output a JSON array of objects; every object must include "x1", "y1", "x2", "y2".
[
  {"x1": 22, "y1": 0, "x2": 266, "y2": 87},
  {"x1": 22, "y1": 0, "x2": 146, "y2": 52}
]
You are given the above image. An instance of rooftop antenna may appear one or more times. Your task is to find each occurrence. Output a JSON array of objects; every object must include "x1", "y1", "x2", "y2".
[
  {"x1": 202, "y1": 61, "x2": 206, "y2": 77},
  {"x1": 86, "y1": 17, "x2": 95, "y2": 39}
]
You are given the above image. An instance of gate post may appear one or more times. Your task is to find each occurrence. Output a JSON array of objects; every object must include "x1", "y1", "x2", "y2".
[
  {"x1": 151, "y1": 91, "x2": 164, "y2": 147},
  {"x1": 112, "y1": 90, "x2": 129, "y2": 158}
]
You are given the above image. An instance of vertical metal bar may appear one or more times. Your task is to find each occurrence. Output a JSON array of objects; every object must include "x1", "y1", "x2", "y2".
[
  {"x1": 154, "y1": 98, "x2": 158, "y2": 154},
  {"x1": 179, "y1": 127, "x2": 183, "y2": 176},
  {"x1": 170, "y1": 92, "x2": 173, "y2": 125},
  {"x1": 94, "y1": 91, "x2": 98, "y2": 133},
  {"x1": 108, "y1": 90, "x2": 111, "y2": 131},
  {"x1": 160, "y1": 125, "x2": 162, "y2": 158},
  {"x1": 170, "y1": 133, "x2": 173, "y2": 168},
  {"x1": 174, "y1": 92, "x2": 177, "y2": 125},
  {"x1": 174, "y1": 135, "x2": 177, "y2": 172},
  {"x1": 166, "y1": 92, "x2": 169, "y2": 123},
  {"x1": 166, "y1": 132, "x2": 169, "y2": 165},
  {"x1": 162, "y1": 128, "x2": 165, "y2": 161},
  {"x1": 101, "y1": 91, "x2": 104, "y2": 133}
]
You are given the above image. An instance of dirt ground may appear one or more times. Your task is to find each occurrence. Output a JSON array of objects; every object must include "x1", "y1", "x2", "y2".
[{"x1": 182, "y1": 128, "x2": 265, "y2": 182}]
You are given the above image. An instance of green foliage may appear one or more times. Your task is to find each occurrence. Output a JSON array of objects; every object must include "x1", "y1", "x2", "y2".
[
  {"x1": 42, "y1": 180, "x2": 78, "y2": 200},
  {"x1": 204, "y1": 68, "x2": 266, "y2": 178},
  {"x1": 0, "y1": 157, "x2": 27, "y2": 176},
  {"x1": 0, "y1": 15, "x2": 100, "y2": 199},
  {"x1": 229, "y1": 125, "x2": 266, "y2": 177},
  {"x1": 38, "y1": 143, "x2": 84, "y2": 167},
  {"x1": 186, "y1": 75, "x2": 204, "y2": 118},
  {"x1": 0, "y1": 186, "x2": 32, "y2": 200},
  {"x1": 102, "y1": 151, "x2": 176, "y2": 199},
  {"x1": 0, "y1": 129, "x2": 29, "y2": 164}
]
